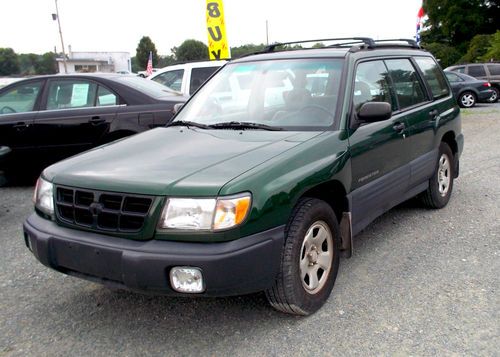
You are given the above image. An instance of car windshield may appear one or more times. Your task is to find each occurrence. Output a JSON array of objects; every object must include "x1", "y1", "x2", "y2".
[
  {"x1": 112, "y1": 76, "x2": 182, "y2": 98},
  {"x1": 174, "y1": 58, "x2": 344, "y2": 130}
]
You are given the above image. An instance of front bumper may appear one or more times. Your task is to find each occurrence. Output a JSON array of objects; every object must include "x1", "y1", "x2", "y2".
[{"x1": 23, "y1": 213, "x2": 285, "y2": 296}]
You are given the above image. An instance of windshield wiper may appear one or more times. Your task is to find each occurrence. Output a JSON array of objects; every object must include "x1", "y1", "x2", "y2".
[
  {"x1": 208, "y1": 121, "x2": 283, "y2": 131},
  {"x1": 166, "y1": 120, "x2": 212, "y2": 130}
]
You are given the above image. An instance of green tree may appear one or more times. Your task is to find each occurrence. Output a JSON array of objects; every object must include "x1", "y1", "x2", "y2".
[
  {"x1": 173, "y1": 39, "x2": 208, "y2": 62},
  {"x1": 423, "y1": 43, "x2": 462, "y2": 68},
  {"x1": 35, "y1": 52, "x2": 57, "y2": 74},
  {"x1": 136, "y1": 36, "x2": 158, "y2": 69},
  {"x1": 157, "y1": 55, "x2": 176, "y2": 68},
  {"x1": 481, "y1": 30, "x2": 500, "y2": 61},
  {"x1": 460, "y1": 34, "x2": 493, "y2": 63},
  {"x1": 230, "y1": 44, "x2": 266, "y2": 58},
  {"x1": 0, "y1": 48, "x2": 20, "y2": 75},
  {"x1": 18, "y1": 53, "x2": 39, "y2": 75},
  {"x1": 422, "y1": 0, "x2": 499, "y2": 47}
]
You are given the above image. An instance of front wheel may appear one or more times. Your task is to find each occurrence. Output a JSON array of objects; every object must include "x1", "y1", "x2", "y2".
[
  {"x1": 420, "y1": 142, "x2": 455, "y2": 209},
  {"x1": 458, "y1": 91, "x2": 476, "y2": 108},
  {"x1": 265, "y1": 198, "x2": 340, "y2": 315}
]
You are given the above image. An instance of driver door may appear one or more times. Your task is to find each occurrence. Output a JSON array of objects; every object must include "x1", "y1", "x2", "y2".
[{"x1": 0, "y1": 79, "x2": 43, "y2": 165}]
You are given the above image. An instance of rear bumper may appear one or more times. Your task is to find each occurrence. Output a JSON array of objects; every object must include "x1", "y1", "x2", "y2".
[
  {"x1": 478, "y1": 89, "x2": 494, "y2": 102},
  {"x1": 23, "y1": 213, "x2": 284, "y2": 296}
]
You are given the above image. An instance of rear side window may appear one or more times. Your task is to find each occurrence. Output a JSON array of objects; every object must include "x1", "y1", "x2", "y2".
[
  {"x1": 151, "y1": 69, "x2": 184, "y2": 92},
  {"x1": 453, "y1": 67, "x2": 466, "y2": 73},
  {"x1": 414, "y1": 57, "x2": 450, "y2": 100},
  {"x1": 487, "y1": 64, "x2": 500, "y2": 76},
  {"x1": 468, "y1": 65, "x2": 486, "y2": 77},
  {"x1": 189, "y1": 67, "x2": 219, "y2": 94},
  {"x1": 354, "y1": 60, "x2": 395, "y2": 111},
  {"x1": 386, "y1": 59, "x2": 427, "y2": 109},
  {"x1": 445, "y1": 72, "x2": 462, "y2": 82},
  {"x1": 46, "y1": 80, "x2": 97, "y2": 110}
]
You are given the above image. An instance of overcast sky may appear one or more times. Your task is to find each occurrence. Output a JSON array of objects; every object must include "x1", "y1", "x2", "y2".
[{"x1": 0, "y1": 0, "x2": 423, "y2": 56}]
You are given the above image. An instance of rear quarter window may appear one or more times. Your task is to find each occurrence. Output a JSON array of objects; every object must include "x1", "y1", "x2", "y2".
[
  {"x1": 468, "y1": 65, "x2": 486, "y2": 77},
  {"x1": 414, "y1": 57, "x2": 450, "y2": 100},
  {"x1": 487, "y1": 64, "x2": 500, "y2": 76}
]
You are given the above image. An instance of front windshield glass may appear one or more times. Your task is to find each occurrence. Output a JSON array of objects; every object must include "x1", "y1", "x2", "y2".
[{"x1": 174, "y1": 58, "x2": 344, "y2": 129}]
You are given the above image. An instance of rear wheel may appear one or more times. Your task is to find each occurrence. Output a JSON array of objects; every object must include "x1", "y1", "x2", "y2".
[
  {"x1": 421, "y1": 142, "x2": 454, "y2": 209},
  {"x1": 458, "y1": 91, "x2": 476, "y2": 108},
  {"x1": 487, "y1": 87, "x2": 499, "y2": 103},
  {"x1": 265, "y1": 198, "x2": 340, "y2": 315}
]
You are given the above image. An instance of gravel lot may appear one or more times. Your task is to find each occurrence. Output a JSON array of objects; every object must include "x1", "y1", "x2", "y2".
[{"x1": 1, "y1": 103, "x2": 499, "y2": 356}]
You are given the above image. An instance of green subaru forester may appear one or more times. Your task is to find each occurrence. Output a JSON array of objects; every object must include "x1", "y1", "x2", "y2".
[{"x1": 24, "y1": 38, "x2": 463, "y2": 315}]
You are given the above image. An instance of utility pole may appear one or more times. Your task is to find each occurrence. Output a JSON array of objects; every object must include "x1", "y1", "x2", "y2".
[
  {"x1": 266, "y1": 20, "x2": 269, "y2": 45},
  {"x1": 53, "y1": 0, "x2": 67, "y2": 73}
]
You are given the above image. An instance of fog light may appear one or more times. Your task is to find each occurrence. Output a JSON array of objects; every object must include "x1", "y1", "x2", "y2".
[{"x1": 170, "y1": 267, "x2": 204, "y2": 293}]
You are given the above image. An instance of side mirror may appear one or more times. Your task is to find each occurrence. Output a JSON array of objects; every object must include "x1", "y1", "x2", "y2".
[
  {"x1": 357, "y1": 102, "x2": 392, "y2": 122},
  {"x1": 173, "y1": 103, "x2": 184, "y2": 115}
]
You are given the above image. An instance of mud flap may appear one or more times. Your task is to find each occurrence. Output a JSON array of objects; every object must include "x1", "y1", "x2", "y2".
[{"x1": 340, "y1": 212, "x2": 353, "y2": 258}]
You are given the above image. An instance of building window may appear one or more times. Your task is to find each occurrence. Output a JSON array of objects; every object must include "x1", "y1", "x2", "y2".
[{"x1": 74, "y1": 65, "x2": 97, "y2": 73}]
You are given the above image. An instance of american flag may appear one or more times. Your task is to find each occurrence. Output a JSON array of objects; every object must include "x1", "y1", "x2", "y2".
[
  {"x1": 146, "y1": 51, "x2": 153, "y2": 76},
  {"x1": 416, "y1": 6, "x2": 424, "y2": 45}
]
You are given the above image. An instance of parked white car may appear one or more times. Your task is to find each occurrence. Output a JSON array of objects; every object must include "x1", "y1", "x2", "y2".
[{"x1": 148, "y1": 60, "x2": 227, "y2": 96}]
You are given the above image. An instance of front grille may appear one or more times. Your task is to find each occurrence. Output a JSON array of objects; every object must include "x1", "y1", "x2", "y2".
[{"x1": 55, "y1": 186, "x2": 154, "y2": 233}]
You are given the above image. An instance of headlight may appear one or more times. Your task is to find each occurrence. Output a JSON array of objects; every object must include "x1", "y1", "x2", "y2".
[
  {"x1": 159, "y1": 193, "x2": 251, "y2": 231},
  {"x1": 33, "y1": 177, "x2": 54, "y2": 218}
]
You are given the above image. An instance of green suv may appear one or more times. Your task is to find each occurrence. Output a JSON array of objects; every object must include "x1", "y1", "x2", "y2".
[{"x1": 24, "y1": 38, "x2": 463, "y2": 315}]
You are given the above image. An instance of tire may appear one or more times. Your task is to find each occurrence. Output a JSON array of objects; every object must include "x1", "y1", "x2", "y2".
[
  {"x1": 421, "y1": 142, "x2": 454, "y2": 209},
  {"x1": 487, "y1": 87, "x2": 499, "y2": 103},
  {"x1": 458, "y1": 91, "x2": 476, "y2": 108},
  {"x1": 265, "y1": 198, "x2": 340, "y2": 315}
]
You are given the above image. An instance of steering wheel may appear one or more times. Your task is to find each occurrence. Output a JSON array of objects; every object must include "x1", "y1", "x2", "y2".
[
  {"x1": 0, "y1": 106, "x2": 16, "y2": 114},
  {"x1": 298, "y1": 105, "x2": 334, "y2": 118}
]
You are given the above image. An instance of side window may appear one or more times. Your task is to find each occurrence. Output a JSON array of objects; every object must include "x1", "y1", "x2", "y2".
[
  {"x1": 386, "y1": 59, "x2": 427, "y2": 109},
  {"x1": 414, "y1": 57, "x2": 450, "y2": 99},
  {"x1": 445, "y1": 72, "x2": 462, "y2": 82},
  {"x1": 151, "y1": 69, "x2": 184, "y2": 92},
  {"x1": 46, "y1": 80, "x2": 97, "y2": 110},
  {"x1": 96, "y1": 86, "x2": 118, "y2": 106},
  {"x1": 189, "y1": 67, "x2": 219, "y2": 94},
  {"x1": 0, "y1": 81, "x2": 42, "y2": 114},
  {"x1": 468, "y1": 65, "x2": 486, "y2": 77},
  {"x1": 487, "y1": 64, "x2": 500, "y2": 76},
  {"x1": 353, "y1": 60, "x2": 395, "y2": 111},
  {"x1": 454, "y1": 67, "x2": 466, "y2": 74}
]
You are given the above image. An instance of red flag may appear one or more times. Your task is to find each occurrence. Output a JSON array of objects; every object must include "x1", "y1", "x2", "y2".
[{"x1": 146, "y1": 51, "x2": 153, "y2": 76}]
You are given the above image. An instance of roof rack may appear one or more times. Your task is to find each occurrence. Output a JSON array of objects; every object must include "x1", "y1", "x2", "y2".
[
  {"x1": 263, "y1": 37, "x2": 376, "y2": 52},
  {"x1": 259, "y1": 37, "x2": 421, "y2": 54}
]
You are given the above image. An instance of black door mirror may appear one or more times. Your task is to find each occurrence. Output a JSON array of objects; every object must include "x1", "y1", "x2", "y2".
[{"x1": 358, "y1": 102, "x2": 392, "y2": 122}]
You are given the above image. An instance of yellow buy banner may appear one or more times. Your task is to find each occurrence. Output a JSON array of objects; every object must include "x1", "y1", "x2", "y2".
[{"x1": 206, "y1": 0, "x2": 231, "y2": 60}]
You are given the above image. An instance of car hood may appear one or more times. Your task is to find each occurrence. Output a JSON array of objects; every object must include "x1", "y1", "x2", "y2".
[{"x1": 45, "y1": 127, "x2": 322, "y2": 196}]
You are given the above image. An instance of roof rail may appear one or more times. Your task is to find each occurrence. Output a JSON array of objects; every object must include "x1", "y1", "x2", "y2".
[
  {"x1": 372, "y1": 39, "x2": 420, "y2": 49},
  {"x1": 263, "y1": 37, "x2": 376, "y2": 52}
]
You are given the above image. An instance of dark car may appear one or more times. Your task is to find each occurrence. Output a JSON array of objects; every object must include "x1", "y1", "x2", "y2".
[
  {"x1": 444, "y1": 71, "x2": 494, "y2": 108},
  {"x1": 0, "y1": 74, "x2": 186, "y2": 178},
  {"x1": 445, "y1": 62, "x2": 500, "y2": 103},
  {"x1": 25, "y1": 38, "x2": 463, "y2": 315}
]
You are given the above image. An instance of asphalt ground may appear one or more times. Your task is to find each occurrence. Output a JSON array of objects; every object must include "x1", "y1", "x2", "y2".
[{"x1": 1, "y1": 103, "x2": 499, "y2": 356}]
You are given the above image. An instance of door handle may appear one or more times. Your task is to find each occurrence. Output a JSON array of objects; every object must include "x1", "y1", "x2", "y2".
[
  {"x1": 429, "y1": 109, "x2": 439, "y2": 120},
  {"x1": 89, "y1": 116, "x2": 105, "y2": 125},
  {"x1": 393, "y1": 122, "x2": 406, "y2": 133},
  {"x1": 13, "y1": 122, "x2": 29, "y2": 130}
]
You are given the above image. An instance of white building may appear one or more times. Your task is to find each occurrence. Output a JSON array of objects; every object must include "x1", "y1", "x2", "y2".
[{"x1": 56, "y1": 47, "x2": 131, "y2": 73}]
